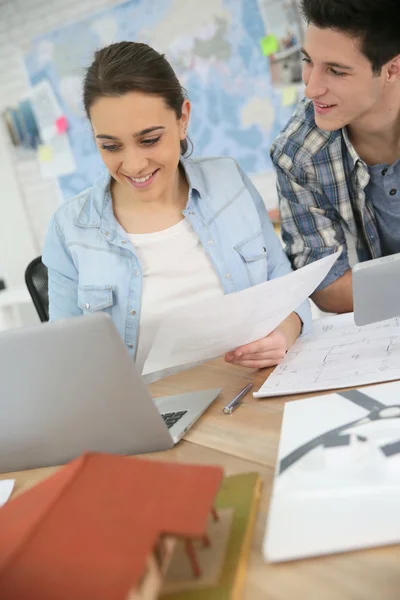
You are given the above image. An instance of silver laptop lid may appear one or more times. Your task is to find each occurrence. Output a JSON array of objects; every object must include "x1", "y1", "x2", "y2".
[
  {"x1": 0, "y1": 314, "x2": 173, "y2": 472},
  {"x1": 353, "y1": 253, "x2": 400, "y2": 326}
]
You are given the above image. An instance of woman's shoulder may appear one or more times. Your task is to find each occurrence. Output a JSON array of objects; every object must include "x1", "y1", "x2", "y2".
[
  {"x1": 185, "y1": 155, "x2": 242, "y2": 176},
  {"x1": 52, "y1": 188, "x2": 92, "y2": 224},
  {"x1": 183, "y1": 156, "x2": 245, "y2": 194},
  {"x1": 51, "y1": 172, "x2": 109, "y2": 231}
]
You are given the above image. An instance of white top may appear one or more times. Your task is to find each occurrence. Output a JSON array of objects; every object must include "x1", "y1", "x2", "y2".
[{"x1": 128, "y1": 218, "x2": 224, "y2": 380}]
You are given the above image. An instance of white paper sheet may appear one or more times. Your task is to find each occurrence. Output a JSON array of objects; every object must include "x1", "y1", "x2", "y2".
[
  {"x1": 143, "y1": 251, "x2": 340, "y2": 375},
  {"x1": 264, "y1": 382, "x2": 400, "y2": 562},
  {"x1": 0, "y1": 479, "x2": 15, "y2": 507},
  {"x1": 255, "y1": 312, "x2": 400, "y2": 398}
]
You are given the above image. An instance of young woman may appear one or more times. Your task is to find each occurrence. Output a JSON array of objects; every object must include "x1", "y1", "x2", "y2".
[{"x1": 43, "y1": 41, "x2": 311, "y2": 377}]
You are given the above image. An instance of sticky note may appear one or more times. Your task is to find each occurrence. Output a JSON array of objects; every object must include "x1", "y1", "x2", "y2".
[
  {"x1": 55, "y1": 116, "x2": 68, "y2": 134},
  {"x1": 260, "y1": 34, "x2": 279, "y2": 57},
  {"x1": 38, "y1": 144, "x2": 53, "y2": 162},
  {"x1": 282, "y1": 86, "x2": 298, "y2": 107}
]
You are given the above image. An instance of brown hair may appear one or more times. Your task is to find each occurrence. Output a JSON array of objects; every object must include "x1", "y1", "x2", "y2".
[
  {"x1": 83, "y1": 41, "x2": 190, "y2": 155},
  {"x1": 301, "y1": 0, "x2": 400, "y2": 74}
]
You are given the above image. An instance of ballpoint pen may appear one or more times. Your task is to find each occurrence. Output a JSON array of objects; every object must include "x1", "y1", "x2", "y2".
[{"x1": 223, "y1": 382, "x2": 253, "y2": 414}]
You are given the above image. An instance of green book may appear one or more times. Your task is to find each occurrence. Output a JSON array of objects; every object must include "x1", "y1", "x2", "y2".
[{"x1": 161, "y1": 472, "x2": 262, "y2": 600}]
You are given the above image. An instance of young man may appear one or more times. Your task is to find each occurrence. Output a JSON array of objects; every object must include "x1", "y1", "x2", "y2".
[{"x1": 271, "y1": 0, "x2": 400, "y2": 313}]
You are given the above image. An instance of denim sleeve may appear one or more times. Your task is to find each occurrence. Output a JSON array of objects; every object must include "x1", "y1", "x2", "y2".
[
  {"x1": 238, "y1": 165, "x2": 312, "y2": 335},
  {"x1": 275, "y1": 165, "x2": 350, "y2": 291},
  {"x1": 42, "y1": 216, "x2": 82, "y2": 320}
]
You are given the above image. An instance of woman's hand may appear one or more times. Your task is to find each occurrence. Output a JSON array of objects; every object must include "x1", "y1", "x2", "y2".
[{"x1": 225, "y1": 312, "x2": 302, "y2": 369}]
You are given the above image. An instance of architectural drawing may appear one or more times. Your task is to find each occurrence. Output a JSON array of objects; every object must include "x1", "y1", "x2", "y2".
[{"x1": 255, "y1": 313, "x2": 400, "y2": 397}]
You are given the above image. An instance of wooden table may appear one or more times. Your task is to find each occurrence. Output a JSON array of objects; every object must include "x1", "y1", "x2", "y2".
[{"x1": 2, "y1": 359, "x2": 400, "y2": 600}]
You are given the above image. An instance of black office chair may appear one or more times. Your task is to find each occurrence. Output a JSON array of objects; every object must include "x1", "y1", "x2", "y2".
[{"x1": 25, "y1": 256, "x2": 49, "y2": 322}]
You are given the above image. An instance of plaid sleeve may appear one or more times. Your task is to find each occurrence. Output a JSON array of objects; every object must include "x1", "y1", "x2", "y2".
[{"x1": 275, "y1": 164, "x2": 350, "y2": 291}]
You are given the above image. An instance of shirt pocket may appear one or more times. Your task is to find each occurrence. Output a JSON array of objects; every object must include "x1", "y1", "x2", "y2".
[
  {"x1": 77, "y1": 284, "x2": 114, "y2": 313},
  {"x1": 234, "y1": 231, "x2": 268, "y2": 285}
]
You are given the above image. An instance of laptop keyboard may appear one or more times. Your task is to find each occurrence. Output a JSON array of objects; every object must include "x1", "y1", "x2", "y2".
[{"x1": 161, "y1": 410, "x2": 188, "y2": 429}]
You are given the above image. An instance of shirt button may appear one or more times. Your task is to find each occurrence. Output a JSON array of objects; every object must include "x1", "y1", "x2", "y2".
[
  {"x1": 134, "y1": 270, "x2": 140, "y2": 276},
  {"x1": 382, "y1": 168, "x2": 388, "y2": 176},
  {"x1": 188, "y1": 211, "x2": 194, "y2": 215},
  {"x1": 127, "y1": 343, "x2": 133, "y2": 349},
  {"x1": 390, "y1": 188, "x2": 397, "y2": 196},
  {"x1": 225, "y1": 273, "x2": 231, "y2": 279},
  {"x1": 85, "y1": 303, "x2": 90, "y2": 309},
  {"x1": 104, "y1": 231, "x2": 110, "y2": 236},
  {"x1": 207, "y1": 240, "x2": 214, "y2": 245},
  {"x1": 130, "y1": 309, "x2": 136, "y2": 315},
  {"x1": 121, "y1": 240, "x2": 127, "y2": 245}
]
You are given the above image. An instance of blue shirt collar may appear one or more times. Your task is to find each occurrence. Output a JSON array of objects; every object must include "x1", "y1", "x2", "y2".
[
  {"x1": 342, "y1": 126, "x2": 367, "y2": 169},
  {"x1": 76, "y1": 157, "x2": 203, "y2": 229},
  {"x1": 180, "y1": 156, "x2": 203, "y2": 197}
]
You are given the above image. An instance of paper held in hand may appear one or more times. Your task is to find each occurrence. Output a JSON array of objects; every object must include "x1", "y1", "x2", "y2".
[{"x1": 143, "y1": 251, "x2": 340, "y2": 375}]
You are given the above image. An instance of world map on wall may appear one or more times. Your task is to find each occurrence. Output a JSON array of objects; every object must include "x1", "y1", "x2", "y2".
[{"x1": 24, "y1": 0, "x2": 295, "y2": 200}]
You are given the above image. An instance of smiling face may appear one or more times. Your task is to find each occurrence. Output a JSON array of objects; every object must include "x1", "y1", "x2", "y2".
[
  {"x1": 302, "y1": 25, "x2": 387, "y2": 131},
  {"x1": 90, "y1": 91, "x2": 190, "y2": 199}
]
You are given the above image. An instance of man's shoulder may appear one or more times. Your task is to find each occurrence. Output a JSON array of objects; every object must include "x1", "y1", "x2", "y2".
[{"x1": 271, "y1": 98, "x2": 343, "y2": 172}]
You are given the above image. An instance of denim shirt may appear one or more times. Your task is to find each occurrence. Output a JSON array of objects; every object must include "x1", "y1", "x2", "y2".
[{"x1": 42, "y1": 156, "x2": 311, "y2": 359}]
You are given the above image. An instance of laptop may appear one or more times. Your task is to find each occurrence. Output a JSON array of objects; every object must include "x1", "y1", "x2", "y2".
[
  {"x1": 0, "y1": 313, "x2": 221, "y2": 472},
  {"x1": 353, "y1": 253, "x2": 400, "y2": 325}
]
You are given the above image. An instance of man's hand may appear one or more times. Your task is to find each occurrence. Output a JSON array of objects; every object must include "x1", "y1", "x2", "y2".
[{"x1": 224, "y1": 312, "x2": 302, "y2": 369}]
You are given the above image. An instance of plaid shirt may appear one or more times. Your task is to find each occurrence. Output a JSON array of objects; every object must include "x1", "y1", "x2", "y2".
[{"x1": 271, "y1": 98, "x2": 382, "y2": 291}]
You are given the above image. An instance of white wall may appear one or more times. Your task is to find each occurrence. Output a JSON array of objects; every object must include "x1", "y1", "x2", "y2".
[
  {"x1": 0, "y1": 0, "x2": 121, "y2": 287},
  {"x1": 0, "y1": 120, "x2": 37, "y2": 287}
]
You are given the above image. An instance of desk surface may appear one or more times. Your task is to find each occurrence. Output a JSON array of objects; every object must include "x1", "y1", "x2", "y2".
[{"x1": 2, "y1": 359, "x2": 400, "y2": 600}]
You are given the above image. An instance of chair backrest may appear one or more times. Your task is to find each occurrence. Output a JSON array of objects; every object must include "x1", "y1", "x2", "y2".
[{"x1": 25, "y1": 256, "x2": 49, "y2": 322}]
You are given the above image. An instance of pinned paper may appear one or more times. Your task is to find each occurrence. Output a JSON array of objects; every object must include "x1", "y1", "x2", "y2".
[
  {"x1": 55, "y1": 116, "x2": 68, "y2": 134},
  {"x1": 260, "y1": 34, "x2": 279, "y2": 57},
  {"x1": 38, "y1": 144, "x2": 53, "y2": 162},
  {"x1": 282, "y1": 86, "x2": 298, "y2": 107},
  {"x1": 0, "y1": 479, "x2": 15, "y2": 507}
]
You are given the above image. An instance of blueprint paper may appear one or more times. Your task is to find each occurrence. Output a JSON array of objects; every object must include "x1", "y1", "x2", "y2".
[
  {"x1": 143, "y1": 252, "x2": 340, "y2": 375},
  {"x1": 255, "y1": 312, "x2": 400, "y2": 398}
]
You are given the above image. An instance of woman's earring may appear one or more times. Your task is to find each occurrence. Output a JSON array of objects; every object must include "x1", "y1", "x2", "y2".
[{"x1": 183, "y1": 126, "x2": 187, "y2": 137}]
